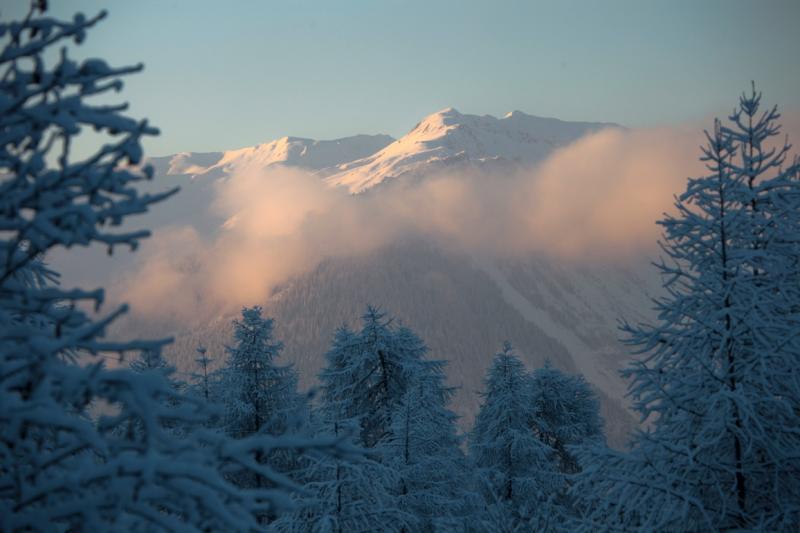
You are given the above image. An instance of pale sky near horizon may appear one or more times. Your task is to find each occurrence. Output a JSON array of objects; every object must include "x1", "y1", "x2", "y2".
[{"x1": 4, "y1": 0, "x2": 799, "y2": 156}]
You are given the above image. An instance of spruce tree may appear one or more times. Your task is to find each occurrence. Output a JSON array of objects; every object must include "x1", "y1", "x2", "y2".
[
  {"x1": 126, "y1": 348, "x2": 186, "y2": 437},
  {"x1": 292, "y1": 311, "x2": 455, "y2": 532},
  {"x1": 130, "y1": 347, "x2": 174, "y2": 379}
]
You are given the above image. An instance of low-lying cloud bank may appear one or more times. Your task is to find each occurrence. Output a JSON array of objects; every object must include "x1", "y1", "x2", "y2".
[{"x1": 116, "y1": 116, "x2": 797, "y2": 324}]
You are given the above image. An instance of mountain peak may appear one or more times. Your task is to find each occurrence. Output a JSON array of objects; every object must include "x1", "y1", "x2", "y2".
[
  {"x1": 410, "y1": 107, "x2": 465, "y2": 134},
  {"x1": 276, "y1": 135, "x2": 305, "y2": 144},
  {"x1": 324, "y1": 109, "x2": 618, "y2": 193},
  {"x1": 157, "y1": 134, "x2": 395, "y2": 178},
  {"x1": 436, "y1": 106, "x2": 462, "y2": 116},
  {"x1": 154, "y1": 109, "x2": 617, "y2": 195}
]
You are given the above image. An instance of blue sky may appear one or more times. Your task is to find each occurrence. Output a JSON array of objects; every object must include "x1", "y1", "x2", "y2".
[{"x1": 10, "y1": 0, "x2": 800, "y2": 155}]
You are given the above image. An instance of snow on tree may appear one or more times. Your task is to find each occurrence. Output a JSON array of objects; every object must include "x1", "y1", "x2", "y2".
[
  {"x1": 273, "y1": 324, "x2": 414, "y2": 533},
  {"x1": 215, "y1": 306, "x2": 309, "y2": 493},
  {"x1": 524, "y1": 362, "x2": 604, "y2": 527},
  {"x1": 528, "y1": 361, "x2": 604, "y2": 475},
  {"x1": 0, "y1": 5, "x2": 341, "y2": 530},
  {"x1": 386, "y1": 369, "x2": 475, "y2": 531},
  {"x1": 217, "y1": 307, "x2": 297, "y2": 438},
  {"x1": 273, "y1": 441, "x2": 413, "y2": 533},
  {"x1": 334, "y1": 306, "x2": 431, "y2": 450},
  {"x1": 274, "y1": 412, "x2": 412, "y2": 533},
  {"x1": 722, "y1": 83, "x2": 800, "y2": 311},
  {"x1": 571, "y1": 88, "x2": 800, "y2": 532},
  {"x1": 317, "y1": 325, "x2": 362, "y2": 426},
  {"x1": 469, "y1": 342, "x2": 560, "y2": 529},
  {"x1": 280, "y1": 312, "x2": 463, "y2": 532},
  {"x1": 125, "y1": 347, "x2": 188, "y2": 438}
]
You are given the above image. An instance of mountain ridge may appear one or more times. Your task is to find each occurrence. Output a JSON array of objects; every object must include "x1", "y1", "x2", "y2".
[
  {"x1": 322, "y1": 108, "x2": 618, "y2": 192},
  {"x1": 145, "y1": 108, "x2": 617, "y2": 192}
]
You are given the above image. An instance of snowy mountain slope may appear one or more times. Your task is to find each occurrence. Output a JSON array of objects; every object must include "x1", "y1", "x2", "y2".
[
  {"x1": 322, "y1": 108, "x2": 618, "y2": 192},
  {"x1": 201, "y1": 134, "x2": 395, "y2": 175},
  {"x1": 161, "y1": 151, "x2": 225, "y2": 176},
  {"x1": 148, "y1": 134, "x2": 395, "y2": 178}
]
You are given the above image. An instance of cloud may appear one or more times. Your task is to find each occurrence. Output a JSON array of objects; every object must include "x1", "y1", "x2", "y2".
[
  {"x1": 115, "y1": 115, "x2": 799, "y2": 324},
  {"x1": 521, "y1": 126, "x2": 703, "y2": 258}
]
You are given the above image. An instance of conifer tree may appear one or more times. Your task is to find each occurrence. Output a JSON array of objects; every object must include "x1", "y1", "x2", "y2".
[
  {"x1": 340, "y1": 306, "x2": 429, "y2": 450},
  {"x1": 528, "y1": 361, "x2": 603, "y2": 475},
  {"x1": 572, "y1": 88, "x2": 800, "y2": 531},
  {"x1": 193, "y1": 344, "x2": 213, "y2": 401},
  {"x1": 387, "y1": 371, "x2": 473, "y2": 531},
  {"x1": 290, "y1": 312, "x2": 457, "y2": 532},
  {"x1": 126, "y1": 348, "x2": 186, "y2": 437},
  {"x1": 317, "y1": 325, "x2": 361, "y2": 425},
  {"x1": 276, "y1": 325, "x2": 413, "y2": 532},
  {"x1": 274, "y1": 442, "x2": 412, "y2": 533},
  {"x1": 216, "y1": 306, "x2": 306, "y2": 491},
  {"x1": 524, "y1": 362, "x2": 604, "y2": 527},
  {"x1": 0, "y1": 5, "x2": 340, "y2": 530},
  {"x1": 469, "y1": 342, "x2": 559, "y2": 529}
]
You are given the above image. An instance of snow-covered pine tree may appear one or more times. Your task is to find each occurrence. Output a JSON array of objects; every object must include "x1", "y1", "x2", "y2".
[
  {"x1": 571, "y1": 90, "x2": 800, "y2": 531},
  {"x1": 469, "y1": 342, "x2": 559, "y2": 530},
  {"x1": 283, "y1": 312, "x2": 452, "y2": 532},
  {"x1": 525, "y1": 362, "x2": 604, "y2": 527},
  {"x1": 343, "y1": 306, "x2": 430, "y2": 450},
  {"x1": 528, "y1": 361, "x2": 603, "y2": 475},
  {"x1": 386, "y1": 369, "x2": 474, "y2": 531},
  {"x1": 317, "y1": 325, "x2": 361, "y2": 426},
  {"x1": 723, "y1": 84, "x2": 800, "y2": 314},
  {"x1": 274, "y1": 325, "x2": 413, "y2": 533},
  {"x1": 216, "y1": 306, "x2": 307, "y2": 491},
  {"x1": 273, "y1": 440, "x2": 412, "y2": 533},
  {"x1": 0, "y1": 5, "x2": 341, "y2": 530}
]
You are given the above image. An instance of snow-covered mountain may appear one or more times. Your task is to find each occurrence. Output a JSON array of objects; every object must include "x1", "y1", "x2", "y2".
[
  {"x1": 133, "y1": 134, "x2": 395, "y2": 234},
  {"x1": 150, "y1": 133, "x2": 395, "y2": 178},
  {"x1": 322, "y1": 108, "x2": 617, "y2": 192},
  {"x1": 200, "y1": 134, "x2": 395, "y2": 175},
  {"x1": 133, "y1": 109, "x2": 616, "y2": 237},
  {"x1": 146, "y1": 109, "x2": 615, "y2": 193},
  {"x1": 106, "y1": 108, "x2": 652, "y2": 448}
]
